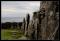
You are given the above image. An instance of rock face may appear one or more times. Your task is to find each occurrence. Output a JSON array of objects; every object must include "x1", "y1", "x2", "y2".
[
  {"x1": 21, "y1": 1, "x2": 59, "y2": 40},
  {"x1": 40, "y1": 1, "x2": 59, "y2": 40}
]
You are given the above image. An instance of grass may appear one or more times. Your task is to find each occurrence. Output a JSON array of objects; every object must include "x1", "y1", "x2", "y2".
[{"x1": 1, "y1": 29, "x2": 24, "y2": 40}]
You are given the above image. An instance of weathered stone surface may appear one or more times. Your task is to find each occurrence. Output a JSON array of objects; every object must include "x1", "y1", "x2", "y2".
[
  {"x1": 40, "y1": 1, "x2": 59, "y2": 40},
  {"x1": 21, "y1": 1, "x2": 59, "y2": 40}
]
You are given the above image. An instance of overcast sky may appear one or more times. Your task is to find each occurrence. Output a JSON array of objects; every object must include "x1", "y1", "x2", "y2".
[{"x1": 1, "y1": 1, "x2": 40, "y2": 19}]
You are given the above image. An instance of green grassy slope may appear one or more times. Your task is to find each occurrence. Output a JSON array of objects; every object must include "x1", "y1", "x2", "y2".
[{"x1": 1, "y1": 29, "x2": 26, "y2": 40}]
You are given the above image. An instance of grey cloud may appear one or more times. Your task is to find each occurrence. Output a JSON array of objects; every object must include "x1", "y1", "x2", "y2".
[{"x1": 1, "y1": 1, "x2": 40, "y2": 18}]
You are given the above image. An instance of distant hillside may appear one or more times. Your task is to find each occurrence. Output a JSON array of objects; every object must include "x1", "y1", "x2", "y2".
[{"x1": 1, "y1": 17, "x2": 23, "y2": 23}]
